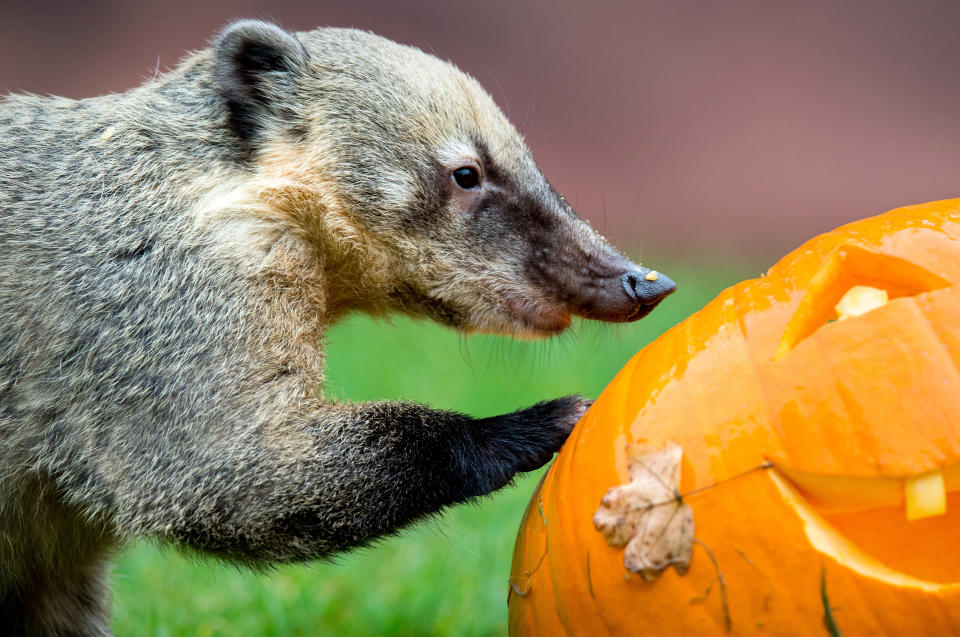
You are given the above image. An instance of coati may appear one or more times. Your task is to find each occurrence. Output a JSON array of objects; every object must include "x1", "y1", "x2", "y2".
[{"x1": 0, "y1": 20, "x2": 675, "y2": 634}]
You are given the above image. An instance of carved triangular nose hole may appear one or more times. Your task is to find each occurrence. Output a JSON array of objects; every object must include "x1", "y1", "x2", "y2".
[{"x1": 773, "y1": 245, "x2": 952, "y2": 360}]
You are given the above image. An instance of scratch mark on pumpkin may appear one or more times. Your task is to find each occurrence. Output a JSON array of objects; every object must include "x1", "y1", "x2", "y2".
[
  {"x1": 621, "y1": 460, "x2": 775, "y2": 512},
  {"x1": 508, "y1": 541, "x2": 549, "y2": 601},
  {"x1": 539, "y1": 496, "x2": 547, "y2": 527},
  {"x1": 678, "y1": 462, "x2": 774, "y2": 501},
  {"x1": 821, "y1": 566, "x2": 843, "y2": 637},
  {"x1": 586, "y1": 550, "x2": 595, "y2": 600},
  {"x1": 509, "y1": 578, "x2": 530, "y2": 598},
  {"x1": 734, "y1": 545, "x2": 774, "y2": 611},
  {"x1": 692, "y1": 538, "x2": 732, "y2": 632},
  {"x1": 526, "y1": 548, "x2": 547, "y2": 579}
]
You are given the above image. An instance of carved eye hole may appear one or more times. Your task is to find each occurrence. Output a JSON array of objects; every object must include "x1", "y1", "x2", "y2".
[
  {"x1": 452, "y1": 166, "x2": 480, "y2": 190},
  {"x1": 773, "y1": 245, "x2": 951, "y2": 360}
]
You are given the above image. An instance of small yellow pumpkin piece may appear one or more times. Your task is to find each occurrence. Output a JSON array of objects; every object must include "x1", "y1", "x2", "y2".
[
  {"x1": 835, "y1": 285, "x2": 889, "y2": 321},
  {"x1": 904, "y1": 471, "x2": 947, "y2": 521}
]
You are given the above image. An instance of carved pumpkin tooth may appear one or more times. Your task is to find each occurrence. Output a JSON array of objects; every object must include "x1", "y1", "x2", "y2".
[
  {"x1": 905, "y1": 471, "x2": 947, "y2": 521},
  {"x1": 835, "y1": 285, "x2": 889, "y2": 321}
]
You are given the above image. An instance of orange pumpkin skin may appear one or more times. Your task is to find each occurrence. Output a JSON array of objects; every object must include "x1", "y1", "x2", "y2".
[{"x1": 508, "y1": 200, "x2": 960, "y2": 636}]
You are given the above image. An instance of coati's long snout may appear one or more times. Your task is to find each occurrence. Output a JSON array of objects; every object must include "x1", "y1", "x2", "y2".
[
  {"x1": 525, "y1": 222, "x2": 676, "y2": 330},
  {"x1": 561, "y1": 255, "x2": 676, "y2": 323}
]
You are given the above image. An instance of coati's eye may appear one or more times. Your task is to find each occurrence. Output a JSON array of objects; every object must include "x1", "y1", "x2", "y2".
[{"x1": 452, "y1": 166, "x2": 480, "y2": 190}]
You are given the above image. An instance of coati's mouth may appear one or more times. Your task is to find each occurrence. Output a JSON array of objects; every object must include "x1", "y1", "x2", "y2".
[
  {"x1": 500, "y1": 291, "x2": 572, "y2": 336},
  {"x1": 494, "y1": 266, "x2": 677, "y2": 337}
]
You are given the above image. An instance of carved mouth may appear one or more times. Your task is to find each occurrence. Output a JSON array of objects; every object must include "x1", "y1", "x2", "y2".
[{"x1": 772, "y1": 463, "x2": 960, "y2": 586}]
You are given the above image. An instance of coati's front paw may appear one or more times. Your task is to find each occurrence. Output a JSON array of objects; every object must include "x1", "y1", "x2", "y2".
[
  {"x1": 497, "y1": 395, "x2": 592, "y2": 473},
  {"x1": 462, "y1": 395, "x2": 591, "y2": 498},
  {"x1": 521, "y1": 395, "x2": 591, "y2": 471}
]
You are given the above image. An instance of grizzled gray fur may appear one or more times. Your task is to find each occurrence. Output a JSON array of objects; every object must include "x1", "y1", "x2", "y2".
[{"x1": 0, "y1": 20, "x2": 674, "y2": 634}]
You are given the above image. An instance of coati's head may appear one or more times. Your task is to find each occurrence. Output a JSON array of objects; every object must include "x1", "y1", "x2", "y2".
[{"x1": 214, "y1": 21, "x2": 675, "y2": 337}]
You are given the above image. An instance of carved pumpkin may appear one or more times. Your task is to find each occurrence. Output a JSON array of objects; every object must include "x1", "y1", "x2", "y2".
[{"x1": 509, "y1": 200, "x2": 960, "y2": 635}]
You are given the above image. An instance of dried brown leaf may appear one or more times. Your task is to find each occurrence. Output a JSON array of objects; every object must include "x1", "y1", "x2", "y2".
[{"x1": 593, "y1": 442, "x2": 694, "y2": 580}]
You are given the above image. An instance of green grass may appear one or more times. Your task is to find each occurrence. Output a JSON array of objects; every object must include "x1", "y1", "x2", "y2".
[{"x1": 110, "y1": 259, "x2": 760, "y2": 636}]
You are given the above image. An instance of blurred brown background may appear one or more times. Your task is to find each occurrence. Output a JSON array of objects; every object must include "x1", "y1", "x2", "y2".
[{"x1": 3, "y1": 0, "x2": 959, "y2": 261}]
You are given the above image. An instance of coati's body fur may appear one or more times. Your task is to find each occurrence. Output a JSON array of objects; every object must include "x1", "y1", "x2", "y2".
[{"x1": 0, "y1": 21, "x2": 674, "y2": 634}]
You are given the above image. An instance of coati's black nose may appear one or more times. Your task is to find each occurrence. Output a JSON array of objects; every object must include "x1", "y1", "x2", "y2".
[
  {"x1": 547, "y1": 254, "x2": 676, "y2": 324},
  {"x1": 621, "y1": 267, "x2": 676, "y2": 305}
]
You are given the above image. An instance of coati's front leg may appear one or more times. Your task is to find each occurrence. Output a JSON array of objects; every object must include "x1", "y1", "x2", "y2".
[
  {"x1": 98, "y1": 396, "x2": 587, "y2": 562},
  {"x1": 281, "y1": 397, "x2": 588, "y2": 556}
]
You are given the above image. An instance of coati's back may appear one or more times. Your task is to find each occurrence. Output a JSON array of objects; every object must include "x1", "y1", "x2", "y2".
[
  {"x1": 0, "y1": 90, "x2": 185, "y2": 590},
  {"x1": 0, "y1": 86, "x2": 215, "y2": 429},
  {"x1": 0, "y1": 79, "x2": 292, "y2": 592},
  {"x1": 0, "y1": 95, "x2": 147, "y2": 459}
]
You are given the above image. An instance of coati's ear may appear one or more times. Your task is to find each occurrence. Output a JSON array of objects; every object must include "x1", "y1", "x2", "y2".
[{"x1": 214, "y1": 20, "x2": 309, "y2": 142}]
